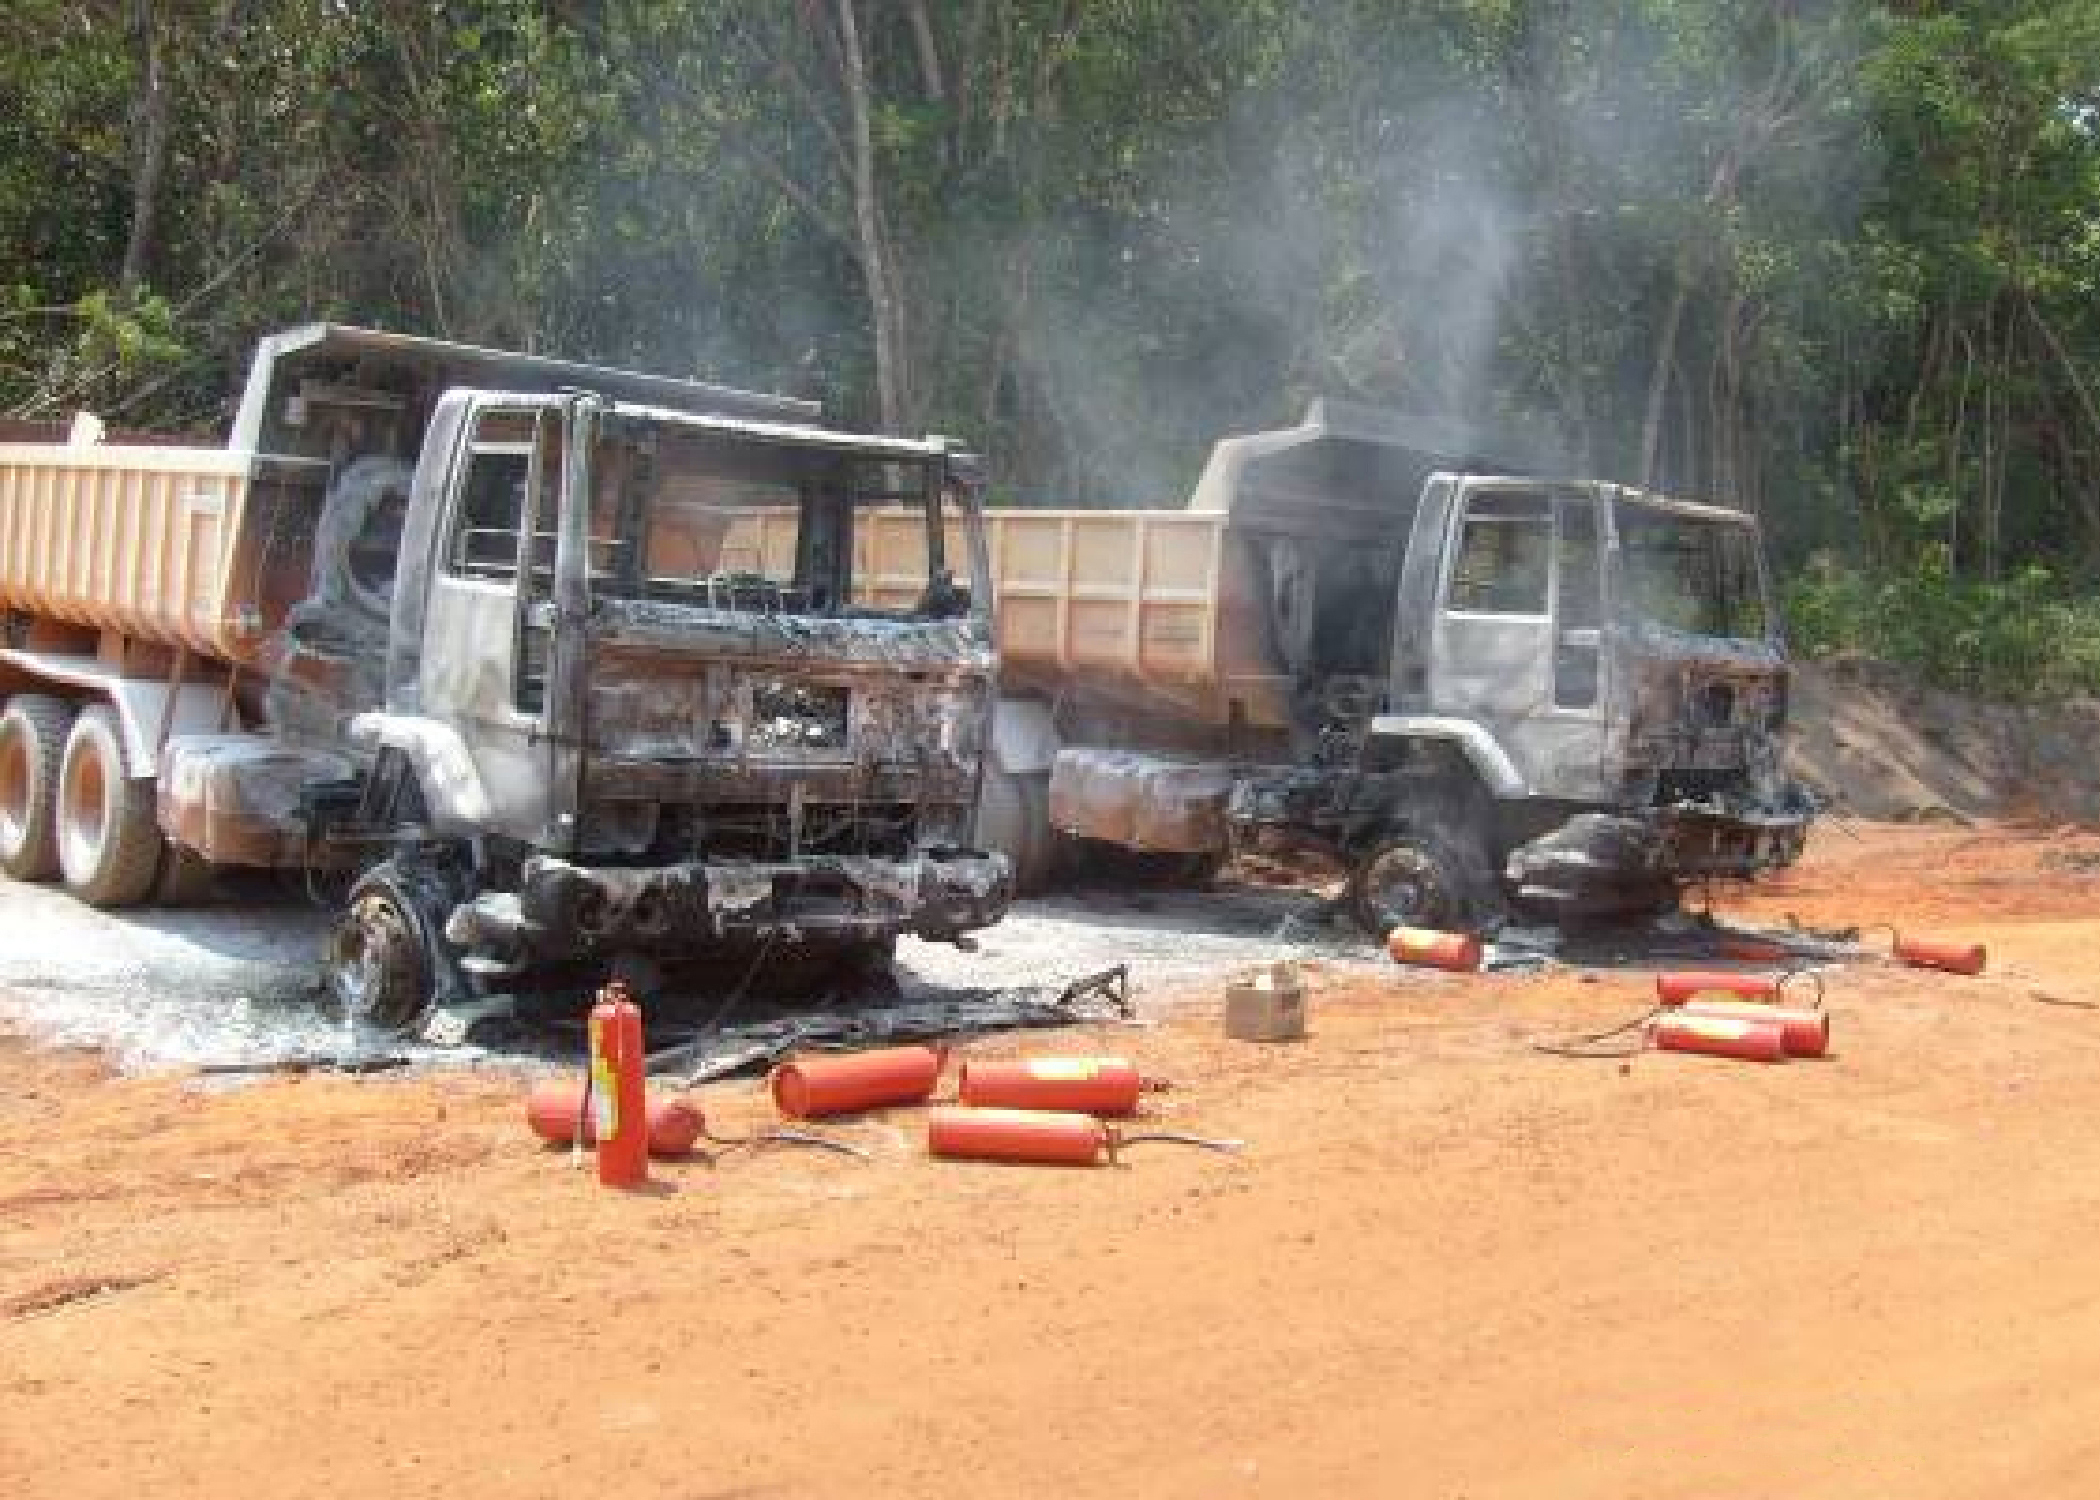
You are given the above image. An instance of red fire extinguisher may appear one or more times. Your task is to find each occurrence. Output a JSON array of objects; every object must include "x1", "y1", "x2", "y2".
[
  {"x1": 586, "y1": 979, "x2": 649, "y2": 1188},
  {"x1": 525, "y1": 1082, "x2": 706, "y2": 1157},
  {"x1": 956, "y1": 1056, "x2": 1147, "y2": 1117},
  {"x1": 1893, "y1": 932, "x2": 1987, "y2": 975}
]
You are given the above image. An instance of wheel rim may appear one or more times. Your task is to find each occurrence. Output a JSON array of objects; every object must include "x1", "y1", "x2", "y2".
[
  {"x1": 1359, "y1": 843, "x2": 1452, "y2": 932},
  {"x1": 58, "y1": 734, "x2": 109, "y2": 878},
  {"x1": 0, "y1": 724, "x2": 29, "y2": 855},
  {"x1": 326, "y1": 891, "x2": 426, "y2": 1029}
]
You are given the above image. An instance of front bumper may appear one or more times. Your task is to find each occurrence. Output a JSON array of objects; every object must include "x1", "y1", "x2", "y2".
[
  {"x1": 445, "y1": 849, "x2": 1011, "y2": 959},
  {"x1": 1507, "y1": 800, "x2": 1812, "y2": 913},
  {"x1": 1651, "y1": 802, "x2": 1811, "y2": 879}
]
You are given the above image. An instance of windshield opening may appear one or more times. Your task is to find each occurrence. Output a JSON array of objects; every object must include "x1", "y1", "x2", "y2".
[
  {"x1": 586, "y1": 424, "x2": 972, "y2": 621},
  {"x1": 1615, "y1": 504, "x2": 1768, "y2": 639}
]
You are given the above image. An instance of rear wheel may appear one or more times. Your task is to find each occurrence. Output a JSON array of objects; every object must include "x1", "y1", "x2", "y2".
[
  {"x1": 56, "y1": 705, "x2": 164, "y2": 907},
  {"x1": 0, "y1": 694, "x2": 76, "y2": 881}
]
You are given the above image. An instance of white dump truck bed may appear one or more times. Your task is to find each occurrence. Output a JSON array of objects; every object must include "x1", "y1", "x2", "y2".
[
  {"x1": 723, "y1": 505, "x2": 1290, "y2": 726},
  {"x1": 0, "y1": 442, "x2": 303, "y2": 669}
]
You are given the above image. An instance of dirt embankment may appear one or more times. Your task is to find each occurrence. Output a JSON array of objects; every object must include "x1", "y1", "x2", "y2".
[
  {"x1": 6, "y1": 821, "x2": 2100, "y2": 1499},
  {"x1": 1788, "y1": 657, "x2": 2100, "y2": 823}
]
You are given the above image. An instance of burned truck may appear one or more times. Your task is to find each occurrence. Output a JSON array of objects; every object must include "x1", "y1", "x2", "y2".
[
  {"x1": 972, "y1": 399, "x2": 1813, "y2": 930},
  {"x1": 0, "y1": 325, "x2": 1008, "y2": 1030}
]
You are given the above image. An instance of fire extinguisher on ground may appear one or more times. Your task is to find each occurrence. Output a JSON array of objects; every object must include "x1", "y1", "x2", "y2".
[{"x1": 586, "y1": 979, "x2": 650, "y2": 1188}]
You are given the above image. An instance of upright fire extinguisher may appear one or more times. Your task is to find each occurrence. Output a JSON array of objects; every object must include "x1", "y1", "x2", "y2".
[{"x1": 586, "y1": 979, "x2": 649, "y2": 1188}]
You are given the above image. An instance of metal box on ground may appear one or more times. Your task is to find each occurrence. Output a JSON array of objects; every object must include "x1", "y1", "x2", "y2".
[{"x1": 1224, "y1": 961, "x2": 1306, "y2": 1042}]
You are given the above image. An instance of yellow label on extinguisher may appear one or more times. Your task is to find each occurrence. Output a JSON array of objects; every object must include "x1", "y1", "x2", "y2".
[
  {"x1": 1026, "y1": 1058, "x2": 1102, "y2": 1082},
  {"x1": 589, "y1": 1018, "x2": 618, "y2": 1141},
  {"x1": 1679, "y1": 1015, "x2": 1755, "y2": 1041}
]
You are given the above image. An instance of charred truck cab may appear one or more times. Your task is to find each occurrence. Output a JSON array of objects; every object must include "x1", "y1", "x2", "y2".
[
  {"x1": 1216, "y1": 419, "x2": 1813, "y2": 928},
  {"x1": 1330, "y1": 475, "x2": 1810, "y2": 924},
  {"x1": 0, "y1": 323, "x2": 1006, "y2": 1032},
  {"x1": 976, "y1": 400, "x2": 1811, "y2": 934},
  {"x1": 324, "y1": 386, "x2": 1008, "y2": 1025}
]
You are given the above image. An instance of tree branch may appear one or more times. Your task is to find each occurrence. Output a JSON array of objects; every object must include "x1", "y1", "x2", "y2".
[
  {"x1": 119, "y1": 0, "x2": 171, "y2": 295},
  {"x1": 2024, "y1": 289, "x2": 2100, "y2": 450},
  {"x1": 903, "y1": 0, "x2": 945, "y2": 101},
  {"x1": 729, "y1": 13, "x2": 855, "y2": 187}
]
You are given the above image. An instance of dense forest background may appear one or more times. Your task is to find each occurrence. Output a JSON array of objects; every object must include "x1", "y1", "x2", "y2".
[{"x1": 3, "y1": 1, "x2": 2098, "y2": 689}]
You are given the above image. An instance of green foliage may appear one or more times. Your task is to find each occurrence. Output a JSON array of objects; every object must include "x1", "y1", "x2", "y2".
[
  {"x1": 1786, "y1": 558, "x2": 2100, "y2": 700},
  {"x1": 0, "y1": 0, "x2": 2095, "y2": 652}
]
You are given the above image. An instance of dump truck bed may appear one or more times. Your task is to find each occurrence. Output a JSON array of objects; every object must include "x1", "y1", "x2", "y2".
[
  {"x1": 979, "y1": 509, "x2": 1233, "y2": 685},
  {"x1": 979, "y1": 401, "x2": 1513, "y2": 729},
  {"x1": 730, "y1": 506, "x2": 1243, "y2": 681},
  {"x1": 1, "y1": 323, "x2": 825, "y2": 676},
  {"x1": 722, "y1": 505, "x2": 1286, "y2": 727},
  {"x1": 0, "y1": 442, "x2": 312, "y2": 669}
]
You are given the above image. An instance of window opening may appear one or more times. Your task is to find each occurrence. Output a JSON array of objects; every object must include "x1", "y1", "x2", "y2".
[{"x1": 1448, "y1": 490, "x2": 1551, "y2": 615}]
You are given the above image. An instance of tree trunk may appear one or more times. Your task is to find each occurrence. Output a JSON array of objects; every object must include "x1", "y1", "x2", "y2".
[
  {"x1": 1948, "y1": 324, "x2": 1976, "y2": 571},
  {"x1": 903, "y1": 0, "x2": 946, "y2": 102},
  {"x1": 119, "y1": 0, "x2": 171, "y2": 296},
  {"x1": 1550, "y1": 207, "x2": 1592, "y2": 474},
  {"x1": 2024, "y1": 290, "x2": 2100, "y2": 559},
  {"x1": 1638, "y1": 259, "x2": 1693, "y2": 489},
  {"x1": 835, "y1": 0, "x2": 909, "y2": 431}
]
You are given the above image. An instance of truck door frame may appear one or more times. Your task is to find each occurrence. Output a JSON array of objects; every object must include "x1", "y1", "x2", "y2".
[
  {"x1": 1426, "y1": 479, "x2": 1613, "y2": 802},
  {"x1": 414, "y1": 396, "x2": 570, "y2": 847}
]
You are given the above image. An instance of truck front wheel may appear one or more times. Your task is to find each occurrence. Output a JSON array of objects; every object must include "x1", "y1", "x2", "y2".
[
  {"x1": 0, "y1": 694, "x2": 76, "y2": 881},
  {"x1": 325, "y1": 865, "x2": 437, "y2": 1032},
  {"x1": 1347, "y1": 829, "x2": 1494, "y2": 939},
  {"x1": 55, "y1": 705, "x2": 164, "y2": 907}
]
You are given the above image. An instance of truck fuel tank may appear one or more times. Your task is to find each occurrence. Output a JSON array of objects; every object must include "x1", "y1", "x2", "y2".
[{"x1": 1045, "y1": 747, "x2": 1233, "y2": 854}]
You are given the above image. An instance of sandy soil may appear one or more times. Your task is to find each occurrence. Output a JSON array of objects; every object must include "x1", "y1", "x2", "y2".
[{"x1": 5, "y1": 820, "x2": 2100, "y2": 1499}]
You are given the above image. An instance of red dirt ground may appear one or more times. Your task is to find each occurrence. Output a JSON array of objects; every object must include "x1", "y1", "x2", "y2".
[{"x1": 5, "y1": 820, "x2": 2100, "y2": 1499}]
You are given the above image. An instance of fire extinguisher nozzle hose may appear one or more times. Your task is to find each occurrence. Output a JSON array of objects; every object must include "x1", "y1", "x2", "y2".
[
  {"x1": 1531, "y1": 1006, "x2": 1661, "y2": 1059},
  {"x1": 701, "y1": 1124, "x2": 870, "y2": 1158},
  {"x1": 760, "y1": 1129, "x2": 872, "y2": 1158},
  {"x1": 1776, "y1": 966, "x2": 1828, "y2": 1008},
  {"x1": 1111, "y1": 1130, "x2": 1246, "y2": 1153}
]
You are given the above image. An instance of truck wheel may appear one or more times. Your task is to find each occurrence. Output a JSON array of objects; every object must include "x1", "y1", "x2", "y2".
[
  {"x1": 55, "y1": 705, "x2": 164, "y2": 907},
  {"x1": 1347, "y1": 829, "x2": 1491, "y2": 939},
  {"x1": 0, "y1": 694, "x2": 76, "y2": 881},
  {"x1": 324, "y1": 865, "x2": 436, "y2": 1032}
]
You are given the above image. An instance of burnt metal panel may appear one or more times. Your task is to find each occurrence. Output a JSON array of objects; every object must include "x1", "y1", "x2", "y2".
[
  {"x1": 386, "y1": 391, "x2": 473, "y2": 710},
  {"x1": 231, "y1": 323, "x2": 818, "y2": 460}
]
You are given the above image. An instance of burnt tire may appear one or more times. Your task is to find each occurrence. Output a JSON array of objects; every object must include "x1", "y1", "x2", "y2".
[
  {"x1": 324, "y1": 865, "x2": 437, "y2": 1033},
  {"x1": 1347, "y1": 828, "x2": 1494, "y2": 939},
  {"x1": 0, "y1": 694, "x2": 76, "y2": 881},
  {"x1": 55, "y1": 705, "x2": 164, "y2": 907}
]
